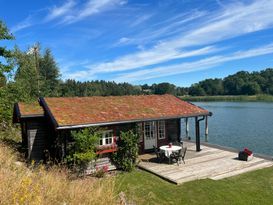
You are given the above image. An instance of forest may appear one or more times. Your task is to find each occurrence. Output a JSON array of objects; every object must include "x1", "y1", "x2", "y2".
[{"x1": 1, "y1": 20, "x2": 273, "y2": 128}]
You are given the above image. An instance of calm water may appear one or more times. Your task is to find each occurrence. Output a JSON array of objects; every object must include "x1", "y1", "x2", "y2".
[{"x1": 184, "y1": 102, "x2": 273, "y2": 156}]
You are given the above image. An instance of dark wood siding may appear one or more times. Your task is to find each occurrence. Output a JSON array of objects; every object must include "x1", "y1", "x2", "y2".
[
  {"x1": 18, "y1": 116, "x2": 182, "y2": 161},
  {"x1": 25, "y1": 118, "x2": 49, "y2": 162},
  {"x1": 107, "y1": 119, "x2": 180, "y2": 153},
  {"x1": 165, "y1": 119, "x2": 180, "y2": 143}
]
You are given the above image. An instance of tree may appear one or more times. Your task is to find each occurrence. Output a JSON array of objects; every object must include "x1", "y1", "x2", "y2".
[
  {"x1": 199, "y1": 78, "x2": 224, "y2": 95},
  {"x1": 223, "y1": 76, "x2": 244, "y2": 95},
  {"x1": 0, "y1": 72, "x2": 6, "y2": 87},
  {"x1": 189, "y1": 84, "x2": 206, "y2": 96},
  {"x1": 260, "y1": 68, "x2": 273, "y2": 94},
  {"x1": 0, "y1": 82, "x2": 30, "y2": 128},
  {"x1": 0, "y1": 20, "x2": 14, "y2": 74},
  {"x1": 13, "y1": 46, "x2": 38, "y2": 98},
  {"x1": 154, "y1": 82, "x2": 176, "y2": 95},
  {"x1": 241, "y1": 82, "x2": 261, "y2": 95},
  {"x1": 10, "y1": 45, "x2": 61, "y2": 98},
  {"x1": 0, "y1": 20, "x2": 21, "y2": 128},
  {"x1": 39, "y1": 48, "x2": 60, "y2": 96}
]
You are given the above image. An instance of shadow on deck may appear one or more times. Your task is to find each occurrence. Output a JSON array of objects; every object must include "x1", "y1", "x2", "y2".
[{"x1": 138, "y1": 141, "x2": 273, "y2": 184}]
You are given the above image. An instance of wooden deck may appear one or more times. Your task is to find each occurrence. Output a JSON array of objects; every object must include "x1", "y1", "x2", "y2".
[{"x1": 138, "y1": 141, "x2": 273, "y2": 184}]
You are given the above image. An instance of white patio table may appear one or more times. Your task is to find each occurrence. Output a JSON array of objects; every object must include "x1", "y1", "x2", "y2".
[{"x1": 159, "y1": 145, "x2": 182, "y2": 158}]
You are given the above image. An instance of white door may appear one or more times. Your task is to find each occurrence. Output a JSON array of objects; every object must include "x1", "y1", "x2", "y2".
[{"x1": 144, "y1": 121, "x2": 157, "y2": 149}]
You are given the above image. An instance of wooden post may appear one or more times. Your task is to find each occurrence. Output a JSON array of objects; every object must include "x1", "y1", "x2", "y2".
[
  {"x1": 195, "y1": 117, "x2": 201, "y2": 152},
  {"x1": 205, "y1": 116, "x2": 208, "y2": 142},
  {"x1": 179, "y1": 118, "x2": 182, "y2": 142},
  {"x1": 185, "y1": 118, "x2": 190, "y2": 140}
]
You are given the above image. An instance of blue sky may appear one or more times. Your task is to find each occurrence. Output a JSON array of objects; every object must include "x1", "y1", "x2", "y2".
[{"x1": 1, "y1": 0, "x2": 273, "y2": 86}]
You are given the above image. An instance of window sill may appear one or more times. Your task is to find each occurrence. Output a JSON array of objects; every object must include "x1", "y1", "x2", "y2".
[{"x1": 96, "y1": 144, "x2": 117, "y2": 154}]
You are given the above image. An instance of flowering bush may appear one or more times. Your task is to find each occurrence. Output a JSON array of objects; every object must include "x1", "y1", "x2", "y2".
[{"x1": 112, "y1": 130, "x2": 139, "y2": 172}]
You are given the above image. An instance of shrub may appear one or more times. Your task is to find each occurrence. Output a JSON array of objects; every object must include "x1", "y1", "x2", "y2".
[
  {"x1": 65, "y1": 127, "x2": 100, "y2": 174},
  {"x1": 94, "y1": 165, "x2": 108, "y2": 178},
  {"x1": 112, "y1": 130, "x2": 139, "y2": 172}
]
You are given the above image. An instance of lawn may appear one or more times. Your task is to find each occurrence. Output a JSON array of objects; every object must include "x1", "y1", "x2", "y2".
[
  {"x1": 1, "y1": 128, "x2": 273, "y2": 205},
  {"x1": 116, "y1": 167, "x2": 273, "y2": 205}
]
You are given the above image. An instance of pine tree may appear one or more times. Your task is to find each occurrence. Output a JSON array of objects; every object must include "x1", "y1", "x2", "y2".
[
  {"x1": 39, "y1": 48, "x2": 60, "y2": 96},
  {"x1": 0, "y1": 20, "x2": 14, "y2": 85}
]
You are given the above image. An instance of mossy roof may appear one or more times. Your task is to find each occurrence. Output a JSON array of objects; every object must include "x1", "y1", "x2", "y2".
[
  {"x1": 42, "y1": 94, "x2": 210, "y2": 128},
  {"x1": 17, "y1": 102, "x2": 44, "y2": 116}
]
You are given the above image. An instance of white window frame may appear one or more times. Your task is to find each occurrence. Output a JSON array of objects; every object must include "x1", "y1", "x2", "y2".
[
  {"x1": 99, "y1": 130, "x2": 114, "y2": 146},
  {"x1": 158, "y1": 120, "x2": 165, "y2": 139},
  {"x1": 144, "y1": 121, "x2": 157, "y2": 140}
]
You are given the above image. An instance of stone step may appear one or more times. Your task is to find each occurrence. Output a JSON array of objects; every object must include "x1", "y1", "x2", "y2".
[
  {"x1": 96, "y1": 157, "x2": 111, "y2": 163},
  {"x1": 108, "y1": 165, "x2": 117, "y2": 171},
  {"x1": 96, "y1": 162, "x2": 117, "y2": 170}
]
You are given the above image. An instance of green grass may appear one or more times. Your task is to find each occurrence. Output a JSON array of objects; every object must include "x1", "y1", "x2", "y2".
[
  {"x1": 116, "y1": 167, "x2": 273, "y2": 205},
  {"x1": 180, "y1": 94, "x2": 273, "y2": 102}
]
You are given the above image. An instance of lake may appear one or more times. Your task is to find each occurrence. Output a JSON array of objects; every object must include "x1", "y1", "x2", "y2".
[{"x1": 184, "y1": 102, "x2": 273, "y2": 156}]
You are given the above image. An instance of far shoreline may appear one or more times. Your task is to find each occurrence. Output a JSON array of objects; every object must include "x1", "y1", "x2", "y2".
[{"x1": 180, "y1": 94, "x2": 273, "y2": 102}]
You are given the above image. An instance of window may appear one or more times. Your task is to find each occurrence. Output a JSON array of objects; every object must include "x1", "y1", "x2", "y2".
[
  {"x1": 100, "y1": 130, "x2": 114, "y2": 146},
  {"x1": 144, "y1": 121, "x2": 156, "y2": 139},
  {"x1": 158, "y1": 120, "x2": 165, "y2": 139},
  {"x1": 137, "y1": 123, "x2": 143, "y2": 142}
]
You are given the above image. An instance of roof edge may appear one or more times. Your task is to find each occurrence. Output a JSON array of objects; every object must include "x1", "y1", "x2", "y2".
[
  {"x1": 20, "y1": 114, "x2": 45, "y2": 118},
  {"x1": 56, "y1": 112, "x2": 211, "y2": 130},
  {"x1": 39, "y1": 97, "x2": 59, "y2": 129},
  {"x1": 12, "y1": 103, "x2": 21, "y2": 123},
  {"x1": 174, "y1": 95, "x2": 212, "y2": 115}
]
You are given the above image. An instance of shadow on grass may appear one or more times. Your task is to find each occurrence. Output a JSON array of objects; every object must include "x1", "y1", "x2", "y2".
[
  {"x1": 0, "y1": 128, "x2": 25, "y2": 160},
  {"x1": 1, "y1": 137, "x2": 23, "y2": 152}
]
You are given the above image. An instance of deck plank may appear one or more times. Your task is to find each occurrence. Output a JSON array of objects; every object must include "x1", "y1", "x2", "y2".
[{"x1": 138, "y1": 141, "x2": 273, "y2": 184}]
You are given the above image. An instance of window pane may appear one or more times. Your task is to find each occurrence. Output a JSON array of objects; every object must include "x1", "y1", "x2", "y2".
[
  {"x1": 158, "y1": 120, "x2": 165, "y2": 139},
  {"x1": 100, "y1": 130, "x2": 113, "y2": 145}
]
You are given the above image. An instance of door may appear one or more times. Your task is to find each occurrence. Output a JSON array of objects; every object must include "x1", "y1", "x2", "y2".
[
  {"x1": 27, "y1": 121, "x2": 47, "y2": 162},
  {"x1": 144, "y1": 121, "x2": 157, "y2": 149}
]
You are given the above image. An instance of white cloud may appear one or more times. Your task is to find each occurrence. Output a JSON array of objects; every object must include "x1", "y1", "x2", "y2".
[
  {"x1": 116, "y1": 37, "x2": 132, "y2": 45},
  {"x1": 11, "y1": 16, "x2": 33, "y2": 33},
  {"x1": 113, "y1": 43, "x2": 273, "y2": 82},
  {"x1": 11, "y1": 0, "x2": 125, "y2": 32},
  {"x1": 86, "y1": 0, "x2": 273, "y2": 76},
  {"x1": 49, "y1": 0, "x2": 127, "y2": 24},
  {"x1": 57, "y1": 58, "x2": 91, "y2": 79},
  {"x1": 88, "y1": 45, "x2": 219, "y2": 73},
  {"x1": 45, "y1": 0, "x2": 76, "y2": 21},
  {"x1": 130, "y1": 14, "x2": 154, "y2": 27},
  {"x1": 63, "y1": 70, "x2": 96, "y2": 80},
  {"x1": 166, "y1": 0, "x2": 273, "y2": 48},
  {"x1": 114, "y1": 10, "x2": 206, "y2": 47}
]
